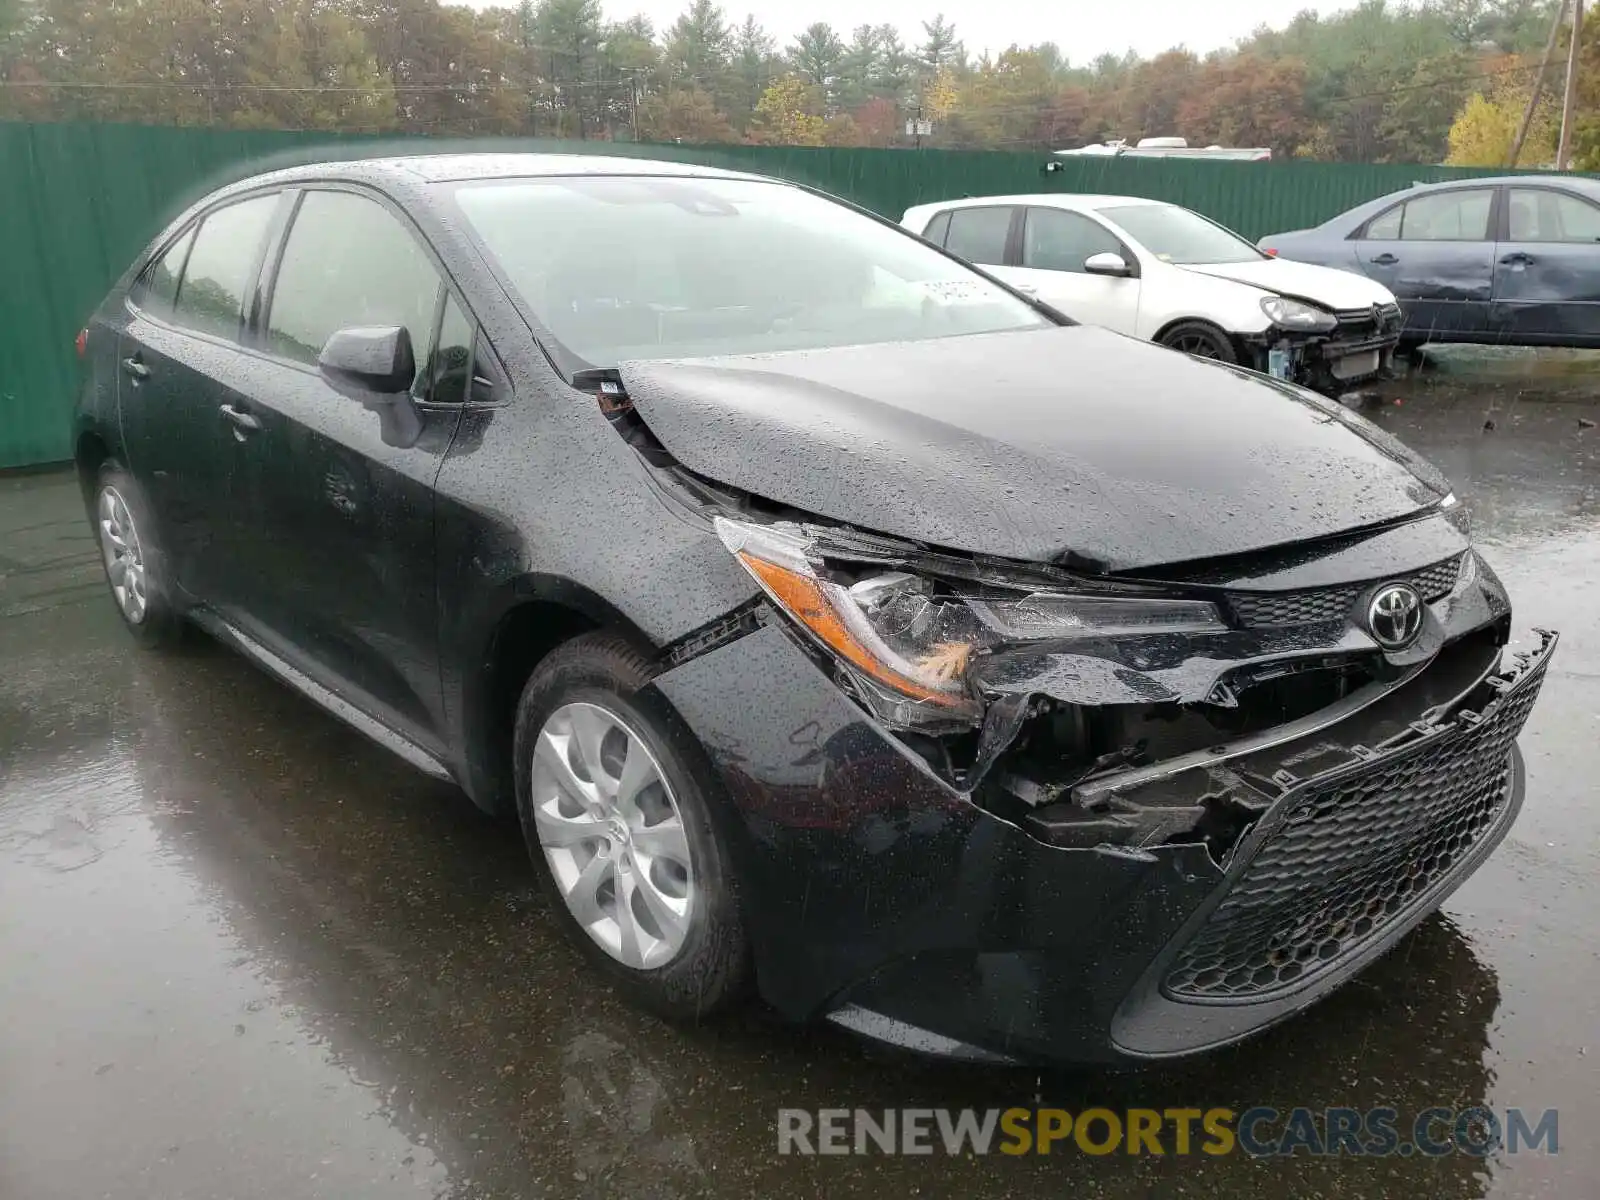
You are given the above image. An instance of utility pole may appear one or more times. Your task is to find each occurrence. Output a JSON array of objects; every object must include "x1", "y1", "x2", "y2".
[
  {"x1": 1558, "y1": 0, "x2": 1585, "y2": 169},
  {"x1": 1511, "y1": 0, "x2": 1567, "y2": 166}
]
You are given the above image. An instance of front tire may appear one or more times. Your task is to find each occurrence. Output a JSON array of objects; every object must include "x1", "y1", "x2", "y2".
[
  {"x1": 93, "y1": 462, "x2": 184, "y2": 649},
  {"x1": 1158, "y1": 320, "x2": 1240, "y2": 363},
  {"x1": 512, "y1": 632, "x2": 749, "y2": 1020}
]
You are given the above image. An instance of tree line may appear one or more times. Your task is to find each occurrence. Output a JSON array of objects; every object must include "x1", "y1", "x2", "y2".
[{"x1": 1, "y1": 0, "x2": 1597, "y2": 165}]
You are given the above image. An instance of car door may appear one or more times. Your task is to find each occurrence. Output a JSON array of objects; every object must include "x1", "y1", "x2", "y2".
[
  {"x1": 1351, "y1": 186, "x2": 1496, "y2": 339},
  {"x1": 1005, "y1": 206, "x2": 1141, "y2": 332},
  {"x1": 1490, "y1": 185, "x2": 1600, "y2": 344},
  {"x1": 225, "y1": 186, "x2": 469, "y2": 749},
  {"x1": 116, "y1": 192, "x2": 284, "y2": 611}
]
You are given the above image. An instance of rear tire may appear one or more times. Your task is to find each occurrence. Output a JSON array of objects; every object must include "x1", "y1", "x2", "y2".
[
  {"x1": 512, "y1": 632, "x2": 749, "y2": 1021},
  {"x1": 1158, "y1": 320, "x2": 1240, "y2": 364},
  {"x1": 93, "y1": 462, "x2": 185, "y2": 649}
]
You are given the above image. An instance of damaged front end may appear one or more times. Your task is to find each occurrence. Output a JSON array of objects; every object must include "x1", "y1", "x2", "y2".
[
  {"x1": 705, "y1": 505, "x2": 1555, "y2": 1051},
  {"x1": 706, "y1": 509, "x2": 1534, "y2": 867},
  {"x1": 590, "y1": 368, "x2": 1554, "y2": 1057},
  {"x1": 1244, "y1": 300, "x2": 1404, "y2": 397}
]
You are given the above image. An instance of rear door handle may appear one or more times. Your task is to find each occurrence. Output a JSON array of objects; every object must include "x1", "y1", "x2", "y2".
[
  {"x1": 1500, "y1": 251, "x2": 1535, "y2": 265},
  {"x1": 219, "y1": 403, "x2": 262, "y2": 437},
  {"x1": 1369, "y1": 253, "x2": 1399, "y2": 266},
  {"x1": 122, "y1": 356, "x2": 150, "y2": 382}
]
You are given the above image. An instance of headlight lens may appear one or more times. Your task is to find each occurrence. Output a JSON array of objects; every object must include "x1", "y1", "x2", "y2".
[
  {"x1": 1260, "y1": 296, "x2": 1338, "y2": 331},
  {"x1": 715, "y1": 517, "x2": 1226, "y2": 728}
]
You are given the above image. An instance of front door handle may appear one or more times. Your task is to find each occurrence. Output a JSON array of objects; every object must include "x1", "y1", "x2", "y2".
[
  {"x1": 1500, "y1": 251, "x2": 1535, "y2": 266},
  {"x1": 122, "y1": 356, "x2": 150, "y2": 382},
  {"x1": 219, "y1": 403, "x2": 262, "y2": 438},
  {"x1": 1369, "y1": 253, "x2": 1399, "y2": 266}
]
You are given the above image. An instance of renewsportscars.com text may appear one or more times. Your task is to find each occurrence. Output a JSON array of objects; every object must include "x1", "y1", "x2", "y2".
[{"x1": 777, "y1": 1106, "x2": 1560, "y2": 1157}]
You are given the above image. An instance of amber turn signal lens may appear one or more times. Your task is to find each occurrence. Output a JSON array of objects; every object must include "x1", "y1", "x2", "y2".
[{"x1": 736, "y1": 552, "x2": 965, "y2": 707}]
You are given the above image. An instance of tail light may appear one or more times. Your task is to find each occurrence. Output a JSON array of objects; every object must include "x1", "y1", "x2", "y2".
[{"x1": 75, "y1": 328, "x2": 88, "y2": 358}]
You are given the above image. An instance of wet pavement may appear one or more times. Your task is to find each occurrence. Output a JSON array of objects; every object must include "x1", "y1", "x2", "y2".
[{"x1": 2, "y1": 349, "x2": 1598, "y2": 1199}]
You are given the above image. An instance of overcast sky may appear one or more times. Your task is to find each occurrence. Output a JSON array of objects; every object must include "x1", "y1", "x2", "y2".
[{"x1": 466, "y1": 0, "x2": 1364, "y2": 61}]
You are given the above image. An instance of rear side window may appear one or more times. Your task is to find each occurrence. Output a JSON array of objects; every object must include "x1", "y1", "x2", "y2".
[
  {"x1": 921, "y1": 210, "x2": 952, "y2": 245},
  {"x1": 944, "y1": 207, "x2": 1013, "y2": 265},
  {"x1": 133, "y1": 227, "x2": 196, "y2": 319},
  {"x1": 1365, "y1": 189, "x2": 1493, "y2": 242},
  {"x1": 172, "y1": 195, "x2": 279, "y2": 339},
  {"x1": 1507, "y1": 188, "x2": 1600, "y2": 242},
  {"x1": 266, "y1": 190, "x2": 442, "y2": 372}
]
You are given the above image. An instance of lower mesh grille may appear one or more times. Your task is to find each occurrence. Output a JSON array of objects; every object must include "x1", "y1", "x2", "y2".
[
  {"x1": 1164, "y1": 650, "x2": 1544, "y2": 1002},
  {"x1": 1227, "y1": 554, "x2": 1464, "y2": 628}
]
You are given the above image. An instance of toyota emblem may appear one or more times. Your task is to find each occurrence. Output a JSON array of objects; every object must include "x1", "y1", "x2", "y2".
[{"x1": 1367, "y1": 583, "x2": 1424, "y2": 649}]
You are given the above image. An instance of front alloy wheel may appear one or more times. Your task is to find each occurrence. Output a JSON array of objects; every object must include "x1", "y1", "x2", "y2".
[
  {"x1": 531, "y1": 701, "x2": 696, "y2": 970},
  {"x1": 512, "y1": 632, "x2": 749, "y2": 1019}
]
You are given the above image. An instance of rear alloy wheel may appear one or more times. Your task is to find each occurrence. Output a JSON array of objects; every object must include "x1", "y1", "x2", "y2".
[
  {"x1": 1159, "y1": 320, "x2": 1240, "y2": 364},
  {"x1": 513, "y1": 632, "x2": 749, "y2": 1019},
  {"x1": 94, "y1": 463, "x2": 184, "y2": 648}
]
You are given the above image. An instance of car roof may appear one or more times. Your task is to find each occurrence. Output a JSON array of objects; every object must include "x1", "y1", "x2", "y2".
[
  {"x1": 906, "y1": 193, "x2": 1172, "y2": 216},
  {"x1": 1403, "y1": 173, "x2": 1600, "y2": 193},
  {"x1": 205, "y1": 151, "x2": 770, "y2": 201}
]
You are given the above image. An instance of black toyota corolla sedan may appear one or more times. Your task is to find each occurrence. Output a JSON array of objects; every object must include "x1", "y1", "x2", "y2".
[{"x1": 74, "y1": 153, "x2": 1555, "y2": 1065}]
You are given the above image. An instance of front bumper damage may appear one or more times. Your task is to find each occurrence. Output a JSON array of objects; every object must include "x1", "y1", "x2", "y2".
[
  {"x1": 1243, "y1": 303, "x2": 1404, "y2": 396},
  {"x1": 648, "y1": 509, "x2": 1555, "y2": 1063}
]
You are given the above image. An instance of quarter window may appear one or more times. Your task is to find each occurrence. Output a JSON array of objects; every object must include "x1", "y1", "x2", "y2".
[
  {"x1": 1507, "y1": 188, "x2": 1600, "y2": 242},
  {"x1": 943, "y1": 207, "x2": 1014, "y2": 265},
  {"x1": 922, "y1": 210, "x2": 952, "y2": 245},
  {"x1": 171, "y1": 195, "x2": 279, "y2": 339},
  {"x1": 423, "y1": 295, "x2": 475, "y2": 405},
  {"x1": 1022, "y1": 207, "x2": 1124, "y2": 272},
  {"x1": 133, "y1": 227, "x2": 196, "y2": 319},
  {"x1": 266, "y1": 190, "x2": 442, "y2": 375}
]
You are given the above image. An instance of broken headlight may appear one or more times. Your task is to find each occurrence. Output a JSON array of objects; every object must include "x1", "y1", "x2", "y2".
[
  {"x1": 715, "y1": 517, "x2": 1225, "y2": 729},
  {"x1": 1260, "y1": 296, "x2": 1338, "y2": 332}
]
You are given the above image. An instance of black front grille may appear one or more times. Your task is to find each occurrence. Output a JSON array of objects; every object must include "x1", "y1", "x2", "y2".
[
  {"x1": 1164, "y1": 650, "x2": 1545, "y2": 1002},
  {"x1": 1332, "y1": 302, "x2": 1403, "y2": 339},
  {"x1": 1227, "y1": 554, "x2": 1464, "y2": 628}
]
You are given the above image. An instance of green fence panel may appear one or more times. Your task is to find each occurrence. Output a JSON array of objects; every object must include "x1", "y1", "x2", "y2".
[{"x1": 0, "y1": 119, "x2": 1587, "y2": 469}]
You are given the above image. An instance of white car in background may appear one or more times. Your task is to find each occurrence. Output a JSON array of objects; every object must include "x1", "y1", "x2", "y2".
[{"x1": 901, "y1": 194, "x2": 1404, "y2": 395}]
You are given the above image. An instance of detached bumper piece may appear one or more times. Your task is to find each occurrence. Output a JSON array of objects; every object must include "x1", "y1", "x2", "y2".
[
  {"x1": 1167, "y1": 636, "x2": 1547, "y2": 1001},
  {"x1": 1110, "y1": 629, "x2": 1554, "y2": 1056}
]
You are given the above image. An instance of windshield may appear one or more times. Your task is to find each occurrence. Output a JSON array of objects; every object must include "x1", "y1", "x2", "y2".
[
  {"x1": 1100, "y1": 203, "x2": 1265, "y2": 265},
  {"x1": 452, "y1": 176, "x2": 1052, "y2": 369}
]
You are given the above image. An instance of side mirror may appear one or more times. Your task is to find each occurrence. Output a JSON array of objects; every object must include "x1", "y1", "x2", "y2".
[
  {"x1": 318, "y1": 325, "x2": 416, "y2": 396},
  {"x1": 1084, "y1": 252, "x2": 1133, "y2": 277}
]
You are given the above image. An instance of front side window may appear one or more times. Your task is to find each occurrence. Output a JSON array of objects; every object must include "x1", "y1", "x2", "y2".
[
  {"x1": 1507, "y1": 188, "x2": 1600, "y2": 242},
  {"x1": 453, "y1": 177, "x2": 1049, "y2": 370},
  {"x1": 1099, "y1": 203, "x2": 1262, "y2": 265},
  {"x1": 267, "y1": 190, "x2": 442, "y2": 373},
  {"x1": 1022, "y1": 207, "x2": 1125, "y2": 272},
  {"x1": 171, "y1": 194, "x2": 279, "y2": 339},
  {"x1": 943, "y1": 206, "x2": 1014, "y2": 265},
  {"x1": 133, "y1": 227, "x2": 196, "y2": 319}
]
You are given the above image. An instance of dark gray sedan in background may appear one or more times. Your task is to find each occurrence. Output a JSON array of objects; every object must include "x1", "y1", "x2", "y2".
[{"x1": 1261, "y1": 175, "x2": 1600, "y2": 349}]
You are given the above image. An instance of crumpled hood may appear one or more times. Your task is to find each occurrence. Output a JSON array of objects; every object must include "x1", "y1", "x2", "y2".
[
  {"x1": 619, "y1": 326, "x2": 1448, "y2": 573},
  {"x1": 1182, "y1": 257, "x2": 1394, "y2": 309}
]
